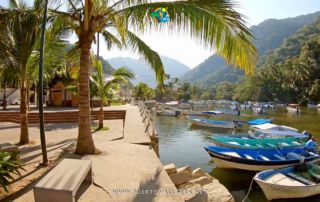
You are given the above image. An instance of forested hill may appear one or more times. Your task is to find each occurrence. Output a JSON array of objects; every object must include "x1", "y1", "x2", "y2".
[
  {"x1": 180, "y1": 11, "x2": 320, "y2": 87},
  {"x1": 233, "y1": 17, "x2": 320, "y2": 103}
]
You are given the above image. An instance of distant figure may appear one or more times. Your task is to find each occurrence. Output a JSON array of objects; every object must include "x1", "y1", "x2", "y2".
[
  {"x1": 302, "y1": 131, "x2": 312, "y2": 139},
  {"x1": 190, "y1": 102, "x2": 194, "y2": 110},
  {"x1": 305, "y1": 136, "x2": 318, "y2": 153}
]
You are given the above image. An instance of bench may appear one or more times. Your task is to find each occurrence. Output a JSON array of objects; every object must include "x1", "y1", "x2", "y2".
[
  {"x1": 34, "y1": 159, "x2": 92, "y2": 202},
  {"x1": 286, "y1": 172, "x2": 316, "y2": 185},
  {"x1": 258, "y1": 155, "x2": 270, "y2": 161},
  {"x1": 273, "y1": 154, "x2": 285, "y2": 160}
]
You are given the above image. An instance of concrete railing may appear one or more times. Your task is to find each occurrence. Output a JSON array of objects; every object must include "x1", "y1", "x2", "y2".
[{"x1": 138, "y1": 102, "x2": 159, "y2": 157}]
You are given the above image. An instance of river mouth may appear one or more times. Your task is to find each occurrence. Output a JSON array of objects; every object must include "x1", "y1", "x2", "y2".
[{"x1": 155, "y1": 107, "x2": 320, "y2": 202}]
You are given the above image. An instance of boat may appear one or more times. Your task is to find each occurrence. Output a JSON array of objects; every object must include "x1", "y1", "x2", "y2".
[
  {"x1": 188, "y1": 116, "x2": 241, "y2": 129},
  {"x1": 253, "y1": 107, "x2": 267, "y2": 114},
  {"x1": 247, "y1": 118, "x2": 272, "y2": 125},
  {"x1": 204, "y1": 146, "x2": 319, "y2": 171},
  {"x1": 156, "y1": 110, "x2": 178, "y2": 116},
  {"x1": 215, "y1": 108, "x2": 240, "y2": 116},
  {"x1": 202, "y1": 110, "x2": 224, "y2": 115},
  {"x1": 307, "y1": 103, "x2": 317, "y2": 108},
  {"x1": 181, "y1": 111, "x2": 208, "y2": 116},
  {"x1": 209, "y1": 136, "x2": 305, "y2": 149},
  {"x1": 254, "y1": 160, "x2": 320, "y2": 200},
  {"x1": 250, "y1": 123, "x2": 298, "y2": 133},
  {"x1": 287, "y1": 104, "x2": 301, "y2": 113}
]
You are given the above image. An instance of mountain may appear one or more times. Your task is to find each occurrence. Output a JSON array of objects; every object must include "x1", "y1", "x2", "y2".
[
  {"x1": 181, "y1": 11, "x2": 320, "y2": 87},
  {"x1": 108, "y1": 56, "x2": 190, "y2": 87}
]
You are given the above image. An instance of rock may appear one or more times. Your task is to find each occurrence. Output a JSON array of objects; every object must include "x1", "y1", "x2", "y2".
[
  {"x1": 177, "y1": 166, "x2": 193, "y2": 174},
  {"x1": 192, "y1": 168, "x2": 206, "y2": 178},
  {"x1": 170, "y1": 171, "x2": 191, "y2": 186},
  {"x1": 203, "y1": 180, "x2": 235, "y2": 202},
  {"x1": 177, "y1": 182, "x2": 194, "y2": 189},
  {"x1": 189, "y1": 176, "x2": 212, "y2": 186},
  {"x1": 180, "y1": 184, "x2": 208, "y2": 202},
  {"x1": 164, "y1": 163, "x2": 177, "y2": 175}
]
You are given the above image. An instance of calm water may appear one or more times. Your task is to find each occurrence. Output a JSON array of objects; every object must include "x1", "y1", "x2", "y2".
[{"x1": 154, "y1": 107, "x2": 320, "y2": 202}]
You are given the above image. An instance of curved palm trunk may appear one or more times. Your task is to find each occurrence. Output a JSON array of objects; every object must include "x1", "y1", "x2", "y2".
[
  {"x1": 75, "y1": 34, "x2": 96, "y2": 154},
  {"x1": 98, "y1": 99, "x2": 104, "y2": 129},
  {"x1": 19, "y1": 79, "x2": 29, "y2": 144}
]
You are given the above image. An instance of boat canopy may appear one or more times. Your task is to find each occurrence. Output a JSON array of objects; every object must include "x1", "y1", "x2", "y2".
[
  {"x1": 247, "y1": 118, "x2": 272, "y2": 125},
  {"x1": 251, "y1": 123, "x2": 298, "y2": 132},
  {"x1": 255, "y1": 129, "x2": 308, "y2": 138}
]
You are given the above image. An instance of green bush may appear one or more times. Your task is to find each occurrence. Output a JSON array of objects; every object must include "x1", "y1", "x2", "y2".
[{"x1": 0, "y1": 152, "x2": 24, "y2": 192}]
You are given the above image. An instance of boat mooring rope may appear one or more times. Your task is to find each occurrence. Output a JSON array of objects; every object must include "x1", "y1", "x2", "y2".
[{"x1": 242, "y1": 176, "x2": 255, "y2": 202}]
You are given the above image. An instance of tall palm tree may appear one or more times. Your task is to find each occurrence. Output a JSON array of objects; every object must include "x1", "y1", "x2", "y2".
[
  {"x1": 56, "y1": 0, "x2": 256, "y2": 154},
  {"x1": 91, "y1": 60, "x2": 134, "y2": 129},
  {"x1": 0, "y1": 0, "x2": 66, "y2": 144}
]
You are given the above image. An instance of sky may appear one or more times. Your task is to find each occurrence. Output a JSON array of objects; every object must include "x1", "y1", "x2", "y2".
[{"x1": 1, "y1": 0, "x2": 320, "y2": 68}]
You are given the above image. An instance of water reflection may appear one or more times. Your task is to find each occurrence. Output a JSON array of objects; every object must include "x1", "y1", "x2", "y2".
[{"x1": 155, "y1": 107, "x2": 320, "y2": 202}]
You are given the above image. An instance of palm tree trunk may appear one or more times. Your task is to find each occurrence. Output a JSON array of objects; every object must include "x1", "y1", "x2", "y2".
[
  {"x1": 75, "y1": 34, "x2": 96, "y2": 154},
  {"x1": 98, "y1": 99, "x2": 104, "y2": 129},
  {"x1": 2, "y1": 86, "x2": 6, "y2": 110},
  {"x1": 19, "y1": 79, "x2": 29, "y2": 144}
]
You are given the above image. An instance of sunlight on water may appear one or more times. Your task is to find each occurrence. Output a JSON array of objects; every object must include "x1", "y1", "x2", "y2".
[{"x1": 155, "y1": 108, "x2": 320, "y2": 202}]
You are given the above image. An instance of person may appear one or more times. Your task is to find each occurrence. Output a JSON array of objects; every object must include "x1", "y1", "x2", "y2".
[{"x1": 305, "y1": 136, "x2": 318, "y2": 153}]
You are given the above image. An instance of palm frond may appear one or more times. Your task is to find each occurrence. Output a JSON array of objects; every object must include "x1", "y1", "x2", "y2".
[
  {"x1": 118, "y1": 0, "x2": 257, "y2": 74},
  {"x1": 125, "y1": 30, "x2": 165, "y2": 85}
]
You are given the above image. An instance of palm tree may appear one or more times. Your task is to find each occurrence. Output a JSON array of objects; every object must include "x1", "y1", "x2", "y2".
[
  {"x1": 91, "y1": 60, "x2": 134, "y2": 129},
  {"x1": 56, "y1": 0, "x2": 256, "y2": 154},
  {"x1": 0, "y1": 0, "x2": 66, "y2": 144}
]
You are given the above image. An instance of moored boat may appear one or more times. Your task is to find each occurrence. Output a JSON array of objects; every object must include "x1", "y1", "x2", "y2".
[
  {"x1": 156, "y1": 110, "x2": 178, "y2": 116},
  {"x1": 254, "y1": 160, "x2": 320, "y2": 200},
  {"x1": 188, "y1": 116, "x2": 240, "y2": 129},
  {"x1": 204, "y1": 146, "x2": 318, "y2": 171},
  {"x1": 287, "y1": 104, "x2": 301, "y2": 113},
  {"x1": 209, "y1": 136, "x2": 305, "y2": 149},
  {"x1": 250, "y1": 123, "x2": 298, "y2": 133}
]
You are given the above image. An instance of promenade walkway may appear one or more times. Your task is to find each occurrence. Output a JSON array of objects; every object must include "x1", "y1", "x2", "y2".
[{"x1": 1, "y1": 105, "x2": 183, "y2": 202}]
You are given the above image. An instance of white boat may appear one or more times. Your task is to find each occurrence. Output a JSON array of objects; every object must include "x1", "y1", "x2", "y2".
[
  {"x1": 287, "y1": 104, "x2": 301, "y2": 113},
  {"x1": 156, "y1": 110, "x2": 177, "y2": 116},
  {"x1": 165, "y1": 101, "x2": 179, "y2": 107},
  {"x1": 250, "y1": 123, "x2": 298, "y2": 133},
  {"x1": 188, "y1": 116, "x2": 238, "y2": 129},
  {"x1": 253, "y1": 107, "x2": 267, "y2": 114},
  {"x1": 317, "y1": 104, "x2": 320, "y2": 109},
  {"x1": 254, "y1": 160, "x2": 320, "y2": 200}
]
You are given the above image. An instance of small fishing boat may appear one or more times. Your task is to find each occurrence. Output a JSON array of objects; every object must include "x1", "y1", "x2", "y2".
[
  {"x1": 253, "y1": 107, "x2": 267, "y2": 114},
  {"x1": 202, "y1": 110, "x2": 224, "y2": 115},
  {"x1": 182, "y1": 111, "x2": 207, "y2": 116},
  {"x1": 156, "y1": 110, "x2": 178, "y2": 116},
  {"x1": 254, "y1": 160, "x2": 320, "y2": 200},
  {"x1": 204, "y1": 146, "x2": 318, "y2": 171},
  {"x1": 209, "y1": 136, "x2": 305, "y2": 149},
  {"x1": 250, "y1": 123, "x2": 298, "y2": 133},
  {"x1": 287, "y1": 104, "x2": 301, "y2": 113},
  {"x1": 188, "y1": 116, "x2": 241, "y2": 129}
]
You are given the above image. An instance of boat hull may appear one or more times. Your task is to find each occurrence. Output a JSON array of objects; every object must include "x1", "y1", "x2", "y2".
[
  {"x1": 190, "y1": 119, "x2": 235, "y2": 129},
  {"x1": 255, "y1": 178, "x2": 320, "y2": 200},
  {"x1": 211, "y1": 156, "x2": 297, "y2": 171}
]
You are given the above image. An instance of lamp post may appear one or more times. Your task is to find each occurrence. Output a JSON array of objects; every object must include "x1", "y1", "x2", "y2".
[{"x1": 38, "y1": 0, "x2": 49, "y2": 165}]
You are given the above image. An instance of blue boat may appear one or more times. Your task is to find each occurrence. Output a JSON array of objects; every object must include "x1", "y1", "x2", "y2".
[
  {"x1": 188, "y1": 116, "x2": 241, "y2": 129},
  {"x1": 204, "y1": 146, "x2": 319, "y2": 171},
  {"x1": 247, "y1": 118, "x2": 272, "y2": 125}
]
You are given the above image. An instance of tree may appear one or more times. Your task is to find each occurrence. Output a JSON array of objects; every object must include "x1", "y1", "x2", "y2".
[
  {"x1": 91, "y1": 60, "x2": 134, "y2": 129},
  {"x1": 133, "y1": 83, "x2": 155, "y2": 100},
  {"x1": 57, "y1": 0, "x2": 256, "y2": 154},
  {"x1": 0, "y1": 0, "x2": 66, "y2": 144}
]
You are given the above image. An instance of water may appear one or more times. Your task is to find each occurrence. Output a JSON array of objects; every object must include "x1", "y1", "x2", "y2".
[{"x1": 154, "y1": 107, "x2": 320, "y2": 202}]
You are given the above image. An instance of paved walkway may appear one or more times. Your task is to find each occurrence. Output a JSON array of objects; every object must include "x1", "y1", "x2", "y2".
[{"x1": 1, "y1": 105, "x2": 182, "y2": 202}]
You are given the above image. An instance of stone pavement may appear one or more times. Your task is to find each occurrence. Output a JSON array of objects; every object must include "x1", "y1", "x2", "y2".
[{"x1": 1, "y1": 105, "x2": 183, "y2": 202}]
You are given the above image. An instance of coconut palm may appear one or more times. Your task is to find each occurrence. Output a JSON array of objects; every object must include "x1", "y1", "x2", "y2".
[
  {"x1": 53, "y1": 0, "x2": 256, "y2": 154},
  {"x1": 0, "y1": 0, "x2": 66, "y2": 144},
  {"x1": 91, "y1": 60, "x2": 134, "y2": 129}
]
